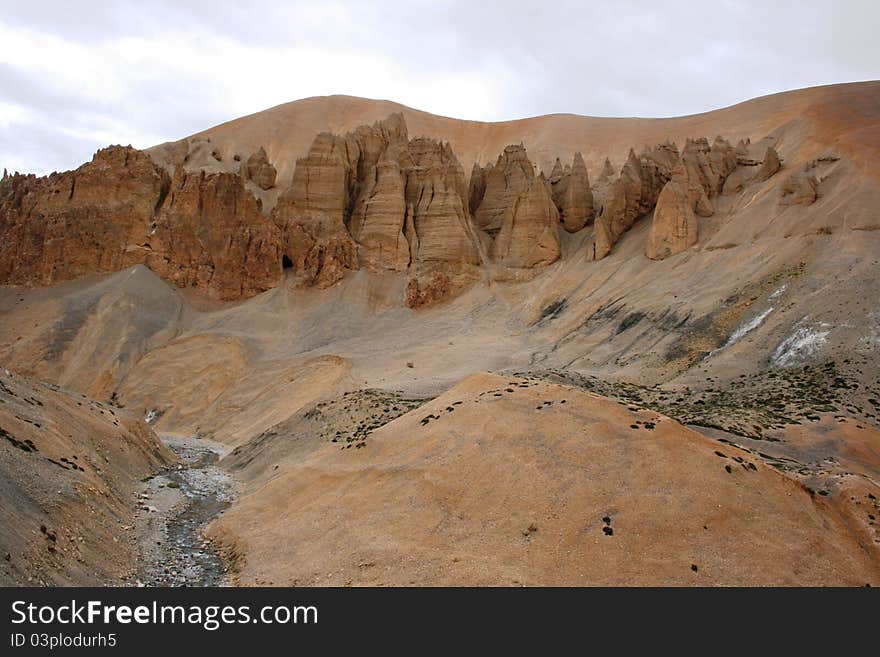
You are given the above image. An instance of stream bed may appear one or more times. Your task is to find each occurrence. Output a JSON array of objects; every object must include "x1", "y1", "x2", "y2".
[{"x1": 130, "y1": 435, "x2": 237, "y2": 587}]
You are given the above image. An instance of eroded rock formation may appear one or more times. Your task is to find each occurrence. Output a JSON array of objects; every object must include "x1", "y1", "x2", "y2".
[
  {"x1": 646, "y1": 137, "x2": 739, "y2": 260},
  {"x1": 400, "y1": 138, "x2": 480, "y2": 266},
  {"x1": 240, "y1": 147, "x2": 277, "y2": 190},
  {"x1": 0, "y1": 111, "x2": 798, "y2": 307},
  {"x1": 147, "y1": 170, "x2": 283, "y2": 299},
  {"x1": 0, "y1": 146, "x2": 169, "y2": 286},
  {"x1": 268, "y1": 114, "x2": 484, "y2": 295},
  {"x1": 473, "y1": 145, "x2": 535, "y2": 236},
  {"x1": 780, "y1": 173, "x2": 818, "y2": 206},
  {"x1": 593, "y1": 144, "x2": 679, "y2": 260},
  {"x1": 0, "y1": 146, "x2": 284, "y2": 300},
  {"x1": 548, "y1": 152, "x2": 594, "y2": 232}
]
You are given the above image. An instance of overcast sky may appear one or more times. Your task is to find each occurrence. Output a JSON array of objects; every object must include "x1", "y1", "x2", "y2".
[{"x1": 1, "y1": 0, "x2": 877, "y2": 175}]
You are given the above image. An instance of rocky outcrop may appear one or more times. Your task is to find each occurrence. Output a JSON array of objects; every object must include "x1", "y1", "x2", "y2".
[
  {"x1": 592, "y1": 144, "x2": 678, "y2": 260},
  {"x1": 404, "y1": 272, "x2": 451, "y2": 309},
  {"x1": 549, "y1": 153, "x2": 594, "y2": 233},
  {"x1": 646, "y1": 137, "x2": 740, "y2": 260},
  {"x1": 147, "y1": 170, "x2": 283, "y2": 299},
  {"x1": 473, "y1": 145, "x2": 535, "y2": 236},
  {"x1": 491, "y1": 174, "x2": 561, "y2": 267},
  {"x1": 722, "y1": 144, "x2": 782, "y2": 194},
  {"x1": 467, "y1": 162, "x2": 491, "y2": 215},
  {"x1": 240, "y1": 147, "x2": 277, "y2": 190},
  {"x1": 400, "y1": 138, "x2": 479, "y2": 266},
  {"x1": 272, "y1": 114, "x2": 480, "y2": 288},
  {"x1": 645, "y1": 176, "x2": 698, "y2": 260},
  {"x1": 270, "y1": 132, "x2": 358, "y2": 287},
  {"x1": 753, "y1": 146, "x2": 782, "y2": 183},
  {"x1": 0, "y1": 146, "x2": 169, "y2": 286},
  {"x1": 348, "y1": 149, "x2": 410, "y2": 271},
  {"x1": 780, "y1": 173, "x2": 818, "y2": 206},
  {"x1": 0, "y1": 146, "x2": 283, "y2": 300}
]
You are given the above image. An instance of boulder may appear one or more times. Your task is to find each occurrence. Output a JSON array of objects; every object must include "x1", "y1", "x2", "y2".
[
  {"x1": 240, "y1": 147, "x2": 277, "y2": 190},
  {"x1": 754, "y1": 146, "x2": 781, "y2": 183},
  {"x1": 780, "y1": 173, "x2": 818, "y2": 207}
]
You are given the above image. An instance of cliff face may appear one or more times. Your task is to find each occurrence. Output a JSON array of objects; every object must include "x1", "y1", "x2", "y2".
[
  {"x1": 0, "y1": 146, "x2": 168, "y2": 286},
  {"x1": 0, "y1": 145, "x2": 284, "y2": 301},
  {"x1": 146, "y1": 169, "x2": 284, "y2": 300},
  {"x1": 3, "y1": 82, "x2": 872, "y2": 305}
]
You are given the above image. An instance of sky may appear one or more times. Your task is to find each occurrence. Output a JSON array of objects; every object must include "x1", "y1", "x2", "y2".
[{"x1": 1, "y1": 0, "x2": 877, "y2": 175}]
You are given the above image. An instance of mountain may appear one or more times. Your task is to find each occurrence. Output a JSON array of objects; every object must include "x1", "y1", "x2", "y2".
[{"x1": 1, "y1": 82, "x2": 879, "y2": 585}]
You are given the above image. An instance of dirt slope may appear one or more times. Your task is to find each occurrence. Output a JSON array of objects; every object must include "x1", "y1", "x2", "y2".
[
  {"x1": 0, "y1": 369, "x2": 172, "y2": 585},
  {"x1": 208, "y1": 373, "x2": 879, "y2": 586},
  {"x1": 148, "y1": 82, "x2": 880, "y2": 186}
]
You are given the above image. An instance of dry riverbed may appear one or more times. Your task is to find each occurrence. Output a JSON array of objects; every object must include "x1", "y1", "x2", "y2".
[{"x1": 129, "y1": 435, "x2": 237, "y2": 587}]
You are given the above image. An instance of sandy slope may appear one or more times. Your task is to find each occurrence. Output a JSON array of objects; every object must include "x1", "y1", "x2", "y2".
[
  {"x1": 148, "y1": 82, "x2": 880, "y2": 188},
  {"x1": 0, "y1": 369, "x2": 172, "y2": 585},
  {"x1": 208, "y1": 373, "x2": 879, "y2": 586}
]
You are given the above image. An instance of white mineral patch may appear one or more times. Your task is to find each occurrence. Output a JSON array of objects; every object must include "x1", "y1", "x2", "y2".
[{"x1": 772, "y1": 322, "x2": 831, "y2": 366}]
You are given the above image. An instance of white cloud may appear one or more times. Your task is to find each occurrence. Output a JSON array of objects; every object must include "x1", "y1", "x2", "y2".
[{"x1": 0, "y1": 0, "x2": 877, "y2": 175}]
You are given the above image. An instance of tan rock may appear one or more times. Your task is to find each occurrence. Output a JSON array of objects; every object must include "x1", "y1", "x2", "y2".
[
  {"x1": 404, "y1": 272, "x2": 451, "y2": 308},
  {"x1": 240, "y1": 147, "x2": 277, "y2": 190},
  {"x1": 491, "y1": 175, "x2": 560, "y2": 268},
  {"x1": 474, "y1": 144, "x2": 534, "y2": 236},
  {"x1": 549, "y1": 152, "x2": 594, "y2": 233},
  {"x1": 780, "y1": 173, "x2": 818, "y2": 206},
  {"x1": 348, "y1": 150, "x2": 409, "y2": 272},
  {"x1": 645, "y1": 178, "x2": 697, "y2": 260},
  {"x1": 270, "y1": 132, "x2": 358, "y2": 287},
  {"x1": 754, "y1": 146, "x2": 782, "y2": 182},
  {"x1": 400, "y1": 138, "x2": 480, "y2": 266},
  {"x1": 592, "y1": 149, "x2": 646, "y2": 260},
  {"x1": 467, "y1": 162, "x2": 491, "y2": 215},
  {"x1": 645, "y1": 136, "x2": 740, "y2": 260}
]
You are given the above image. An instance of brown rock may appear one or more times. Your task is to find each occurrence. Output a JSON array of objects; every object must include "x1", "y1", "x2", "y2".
[
  {"x1": 274, "y1": 113, "x2": 480, "y2": 281},
  {"x1": 240, "y1": 147, "x2": 277, "y2": 190},
  {"x1": 592, "y1": 149, "x2": 647, "y2": 260},
  {"x1": 0, "y1": 146, "x2": 169, "y2": 287},
  {"x1": 404, "y1": 272, "x2": 451, "y2": 308},
  {"x1": 400, "y1": 138, "x2": 480, "y2": 266},
  {"x1": 754, "y1": 146, "x2": 781, "y2": 183},
  {"x1": 646, "y1": 137, "x2": 740, "y2": 260},
  {"x1": 780, "y1": 173, "x2": 818, "y2": 206},
  {"x1": 348, "y1": 149, "x2": 409, "y2": 272},
  {"x1": 467, "y1": 162, "x2": 491, "y2": 215},
  {"x1": 147, "y1": 169, "x2": 283, "y2": 299},
  {"x1": 645, "y1": 178, "x2": 697, "y2": 260},
  {"x1": 271, "y1": 132, "x2": 358, "y2": 287}
]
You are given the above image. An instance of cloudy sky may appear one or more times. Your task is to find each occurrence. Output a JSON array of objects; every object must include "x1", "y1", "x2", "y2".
[{"x1": 1, "y1": 0, "x2": 877, "y2": 175}]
